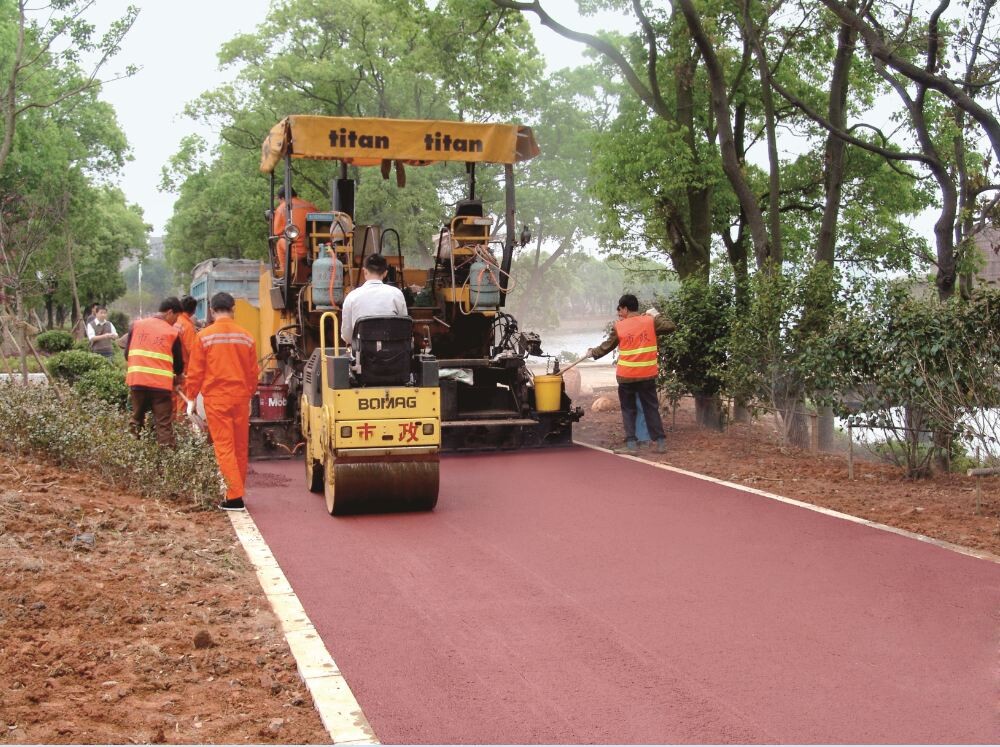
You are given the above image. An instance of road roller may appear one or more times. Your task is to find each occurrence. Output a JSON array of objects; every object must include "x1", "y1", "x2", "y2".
[{"x1": 300, "y1": 312, "x2": 440, "y2": 515}]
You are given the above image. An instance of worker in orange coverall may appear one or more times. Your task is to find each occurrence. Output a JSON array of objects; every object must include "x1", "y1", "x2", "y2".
[
  {"x1": 173, "y1": 295, "x2": 199, "y2": 420},
  {"x1": 185, "y1": 291, "x2": 259, "y2": 512},
  {"x1": 272, "y1": 186, "x2": 318, "y2": 280}
]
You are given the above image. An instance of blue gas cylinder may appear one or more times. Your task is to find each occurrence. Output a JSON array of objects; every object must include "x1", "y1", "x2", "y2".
[
  {"x1": 468, "y1": 259, "x2": 500, "y2": 309},
  {"x1": 312, "y1": 248, "x2": 344, "y2": 307}
]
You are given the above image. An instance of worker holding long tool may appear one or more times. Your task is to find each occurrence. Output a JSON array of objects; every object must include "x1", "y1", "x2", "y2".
[
  {"x1": 172, "y1": 295, "x2": 199, "y2": 420},
  {"x1": 585, "y1": 293, "x2": 675, "y2": 455},
  {"x1": 185, "y1": 292, "x2": 259, "y2": 512}
]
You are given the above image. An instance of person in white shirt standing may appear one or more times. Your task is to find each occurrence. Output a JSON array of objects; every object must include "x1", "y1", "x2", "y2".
[
  {"x1": 86, "y1": 306, "x2": 118, "y2": 359},
  {"x1": 340, "y1": 253, "x2": 407, "y2": 346}
]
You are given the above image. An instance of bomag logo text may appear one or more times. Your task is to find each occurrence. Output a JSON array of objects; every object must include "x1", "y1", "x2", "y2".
[{"x1": 358, "y1": 395, "x2": 418, "y2": 410}]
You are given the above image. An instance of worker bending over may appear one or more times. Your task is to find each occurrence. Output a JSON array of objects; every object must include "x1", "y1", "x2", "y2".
[
  {"x1": 125, "y1": 297, "x2": 184, "y2": 447},
  {"x1": 272, "y1": 186, "x2": 318, "y2": 280},
  {"x1": 340, "y1": 252, "x2": 407, "y2": 346},
  {"x1": 173, "y1": 295, "x2": 199, "y2": 420},
  {"x1": 586, "y1": 294, "x2": 676, "y2": 454},
  {"x1": 186, "y1": 292, "x2": 259, "y2": 511}
]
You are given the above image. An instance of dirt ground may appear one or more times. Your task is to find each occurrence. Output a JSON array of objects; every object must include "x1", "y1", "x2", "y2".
[
  {"x1": 0, "y1": 454, "x2": 330, "y2": 745},
  {"x1": 2, "y1": 392, "x2": 997, "y2": 745}
]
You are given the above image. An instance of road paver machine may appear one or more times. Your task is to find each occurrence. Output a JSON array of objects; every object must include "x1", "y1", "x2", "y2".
[{"x1": 203, "y1": 115, "x2": 583, "y2": 512}]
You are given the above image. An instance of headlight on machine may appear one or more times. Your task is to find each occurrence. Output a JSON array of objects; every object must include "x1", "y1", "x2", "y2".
[
  {"x1": 284, "y1": 223, "x2": 301, "y2": 241},
  {"x1": 340, "y1": 426, "x2": 352, "y2": 438},
  {"x1": 422, "y1": 423, "x2": 434, "y2": 435}
]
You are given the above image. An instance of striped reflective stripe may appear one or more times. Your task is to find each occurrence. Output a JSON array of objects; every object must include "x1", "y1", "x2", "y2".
[
  {"x1": 127, "y1": 365, "x2": 174, "y2": 378},
  {"x1": 617, "y1": 359, "x2": 658, "y2": 368},
  {"x1": 130, "y1": 348, "x2": 173, "y2": 362},
  {"x1": 202, "y1": 333, "x2": 254, "y2": 347},
  {"x1": 619, "y1": 345, "x2": 658, "y2": 356}
]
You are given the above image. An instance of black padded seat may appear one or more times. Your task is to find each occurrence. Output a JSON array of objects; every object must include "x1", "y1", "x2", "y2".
[{"x1": 353, "y1": 316, "x2": 413, "y2": 386}]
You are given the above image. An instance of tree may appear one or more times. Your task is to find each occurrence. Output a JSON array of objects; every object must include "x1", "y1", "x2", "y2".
[
  {"x1": 0, "y1": 0, "x2": 137, "y2": 174},
  {"x1": 163, "y1": 0, "x2": 547, "y2": 278}
]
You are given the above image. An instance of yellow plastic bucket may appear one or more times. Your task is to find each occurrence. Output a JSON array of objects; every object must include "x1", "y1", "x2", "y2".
[{"x1": 534, "y1": 374, "x2": 563, "y2": 412}]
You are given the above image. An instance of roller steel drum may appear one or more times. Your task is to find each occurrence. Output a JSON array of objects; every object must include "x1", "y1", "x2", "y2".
[{"x1": 324, "y1": 454, "x2": 439, "y2": 516}]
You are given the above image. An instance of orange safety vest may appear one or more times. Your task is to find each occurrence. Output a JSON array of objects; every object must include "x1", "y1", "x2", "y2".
[
  {"x1": 614, "y1": 314, "x2": 659, "y2": 380},
  {"x1": 126, "y1": 317, "x2": 179, "y2": 391}
]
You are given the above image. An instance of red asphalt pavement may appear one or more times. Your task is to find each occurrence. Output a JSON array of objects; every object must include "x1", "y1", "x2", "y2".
[{"x1": 246, "y1": 446, "x2": 1000, "y2": 744}]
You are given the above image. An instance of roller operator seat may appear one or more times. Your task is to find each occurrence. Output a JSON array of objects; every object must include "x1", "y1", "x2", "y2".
[{"x1": 352, "y1": 315, "x2": 413, "y2": 386}]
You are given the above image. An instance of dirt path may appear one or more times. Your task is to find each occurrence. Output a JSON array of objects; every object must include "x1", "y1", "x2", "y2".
[{"x1": 0, "y1": 454, "x2": 329, "y2": 744}]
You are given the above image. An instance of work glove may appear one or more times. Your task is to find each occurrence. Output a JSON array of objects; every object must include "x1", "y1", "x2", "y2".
[
  {"x1": 186, "y1": 399, "x2": 195, "y2": 417},
  {"x1": 645, "y1": 307, "x2": 660, "y2": 318}
]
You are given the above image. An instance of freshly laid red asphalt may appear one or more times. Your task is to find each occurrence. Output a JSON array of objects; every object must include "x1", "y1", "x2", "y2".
[{"x1": 246, "y1": 447, "x2": 999, "y2": 744}]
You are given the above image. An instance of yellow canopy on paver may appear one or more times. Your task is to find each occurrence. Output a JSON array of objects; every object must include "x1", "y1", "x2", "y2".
[{"x1": 260, "y1": 115, "x2": 540, "y2": 173}]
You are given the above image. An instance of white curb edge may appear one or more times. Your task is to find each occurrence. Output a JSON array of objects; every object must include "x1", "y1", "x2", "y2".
[
  {"x1": 227, "y1": 510, "x2": 380, "y2": 744},
  {"x1": 577, "y1": 440, "x2": 1000, "y2": 565}
]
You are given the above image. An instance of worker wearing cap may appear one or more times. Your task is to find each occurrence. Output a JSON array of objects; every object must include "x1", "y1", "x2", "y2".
[
  {"x1": 173, "y1": 295, "x2": 199, "y2": 420},
  {"x1": 272, "y1": 186, "x2": 318, "y2": 280},
  {"x1": 185, "y1": 292, "x2": 259, "y2": 511},
  {"x1": 340, "y1": 252, "x2": 407, "y2": 346},
  {"x1": 124, "y1": 297, "x2": 184, "y2": 447},
  {"x1": 585, "y1": 293, "x2": 676, "y2": 454}
]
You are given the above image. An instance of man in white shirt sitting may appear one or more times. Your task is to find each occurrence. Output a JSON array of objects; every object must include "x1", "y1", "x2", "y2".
[
  {"x1": 86, "y1": 305, "x2": 118, "y2": 359},
  {"x1": 340, "y1": 253, "x2": 407, "y2": 346}
]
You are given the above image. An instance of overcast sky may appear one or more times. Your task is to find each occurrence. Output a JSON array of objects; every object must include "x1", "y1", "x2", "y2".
[{"x1": 86, "y1": 1, "x2": 626, "y2": 235}]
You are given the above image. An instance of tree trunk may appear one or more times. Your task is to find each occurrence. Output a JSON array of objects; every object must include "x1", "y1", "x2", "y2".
[
  {"x1": 694, "y1": 392, "x2": 724, "y2": 431},
  {"x1": 815, "y1": 10, "x2": 857, "y2": 450},
  {"x1": 678, "y1": 0, "x2": 771, "y2": 268}
]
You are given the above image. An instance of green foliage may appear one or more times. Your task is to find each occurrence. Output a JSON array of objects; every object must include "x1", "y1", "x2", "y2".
[
  {"x1": 0, "y1": 357, "x2": 43, "y2": 374},
  {"x1": 0, "y1": 4, "x2": 145, "y2": 314},
  {"x1": 74, "y1": 366, "x2": 128, "y2": 410},
  {"x1": 46, "y1": 349, "x2": 113, "y2": 385},
  {"x1": 722, "y1": 264, "x2": 838, "y2": 408},
  {"x1": 163, "y1": 0, "x2": 551, "y2": 277},
  {"x1": 35, "y1": 329, "x2": 75, "y2": 353},
  {"x1": 107, "y1": 309, "x2": 131, "y2": 335},
  {"x1": 804, "y1": 286, "x2": 1000, "y2": 476},
  {"x1": 657, "y1": 277, "x2": 732, "y2": 397},
  {"x1": 0, "y1": 380, "x2": 224, "y2": 506}
]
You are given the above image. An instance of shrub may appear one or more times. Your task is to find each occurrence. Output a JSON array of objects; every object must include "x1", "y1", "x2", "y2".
[
  {"x1": 46, "y1": 349, "x2": 114, "y2": 385},
  {"x1": 108, "y1": 310, "x2": 130, "y2": 335},
  {"x1": 1, "y1": 356, "x2": 44, "y2": 373},
  {"x1": 75, "y1": 366, "x2": 129, "y2": 409},
  {"x1": 35, "y1": 329, "x2": 75, "y2": 353},
  {"x1": 0, "y1": 379, "x2": 224, "y2": 507},
  {"x1": 73, "y1": 338, "x2": 91, "y2": 352}
]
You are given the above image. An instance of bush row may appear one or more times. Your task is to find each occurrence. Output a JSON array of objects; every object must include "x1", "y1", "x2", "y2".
[{"x1": 0, "y1": 380, "x2": 224, "y2": 507}]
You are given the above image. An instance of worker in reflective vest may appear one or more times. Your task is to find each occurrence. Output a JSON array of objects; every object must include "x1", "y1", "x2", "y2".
[
  {"x1": 185, "y1": 291, "x2": 259, "y2": 512},
  {"x1": 586, "y1": 293, "x2": 676, "y2": 454},
  {"x1": 124, "y1": 297, "x2": 184, "y2": 447}
]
